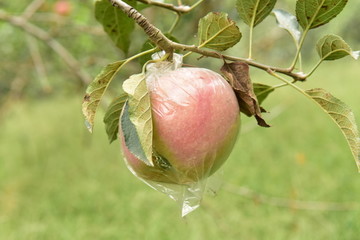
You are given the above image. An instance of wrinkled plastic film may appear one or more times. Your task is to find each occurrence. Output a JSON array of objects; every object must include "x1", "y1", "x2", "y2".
[
  {"x1": 120, "y1": 51, "x2": 240, "y2": 216},
  {"x1": 141, "y1": 178, "x2": 207, "y2": 217},
  {"x1": 127, "y1": 166, "x2": 225, "y2": 217}
]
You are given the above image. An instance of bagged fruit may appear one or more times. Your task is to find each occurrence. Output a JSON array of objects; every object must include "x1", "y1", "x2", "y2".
[{"x1": 120, "y1": 52, "x2": 240, "y2": 216}]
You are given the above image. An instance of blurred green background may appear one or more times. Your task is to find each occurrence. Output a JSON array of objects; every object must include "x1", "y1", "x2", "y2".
[{"x1": 1, "y1": 0, "x2": 360, "y2": 239}]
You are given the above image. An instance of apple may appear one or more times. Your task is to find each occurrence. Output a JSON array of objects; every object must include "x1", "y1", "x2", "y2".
[
  {"x1": 120, "y1": 67, "x2": 240, "y2": 184},
  {"x1": 53, "y1": 0, "x2": 72, "y2": 16}
]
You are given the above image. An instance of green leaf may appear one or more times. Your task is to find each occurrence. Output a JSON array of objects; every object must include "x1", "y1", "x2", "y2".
[
  {"x1": 253, "y1": 83, "x2": 274, "y2": 105},
  {"x1": 306, "y1": 88, "x2": 360, "y2": 171},
  {"x1": 296, "y1": 0, "x2": 348, "y2": 30},
  {"x1": 272, "y1": 9, "x2": 301, "y2": 43},
  {"x1": 316, "y1": 34, "x2": 360, "y2": 61},
  {"x1": 122, "y1": 73, "x2": 153, "y2": 166},
  {"x1": 198, "y1": 12, "x2": 242, "y2": 51},
  {"x1": 236, "y1": 0, "x2": 277, "y2": 27},
  {"x1": 95, "y1": 0, "x2": 137, "y2": 54},
  {"x1": 120, "y1": 102, "x2": 149, "y2": 164},
  {"x1": 103, "y1": 93, "x2": 128, "y2": 143},
  {"x1": 82, "y1": 60, "x2": 126, "y2": 133},
  {"x1": 137, "y1": 3, "x2": 150, "y2": 11}
]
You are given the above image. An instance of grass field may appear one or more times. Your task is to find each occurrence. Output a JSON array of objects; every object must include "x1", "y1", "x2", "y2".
[{"x1": 1, "y1": 60, "x2": 360, "y2": 239}]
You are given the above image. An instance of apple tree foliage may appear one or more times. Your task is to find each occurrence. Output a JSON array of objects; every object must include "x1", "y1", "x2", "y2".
[{"x1": 82, "y1": 0, "x2": 360, "y2": 171}]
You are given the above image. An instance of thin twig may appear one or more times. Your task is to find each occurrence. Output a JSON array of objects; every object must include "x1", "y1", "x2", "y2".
[
  {"x1": 224, "y1": 183, "x2": 360, "y2": 211},
  {"x1": 0, "y1": 10, "x2": 91, "y2": 86},
  {"x1": 110, "y1": 0, "x2": 307, "y2": 81},
  {"x1": 29, "y1": 13, "x2": 105, "y2": 35},
  {"x1": 22, "y1": 0, "x2": 45, "y2": 19},
  {"x1": 135, "y1": 0, "x2": 194, "y2": 13},
  {"x1": 174, "y1": 42, "x2": 307, "y2": 80},
  {"x1": 26, "y1": 35, "x2": 52, "y2": 92},
  {"x1": 168, "y1": 12, "x2": 181, "y2": 34}
]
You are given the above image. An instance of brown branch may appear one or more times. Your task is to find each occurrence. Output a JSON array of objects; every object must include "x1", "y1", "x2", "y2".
[
  {"x1": 135, "y1": 0, "x2": 193, "y2": 13},
  {"x1": 22, "y1": 0, "x2": 45, "y2": 19},
  {"x1": 224, "y1": 183, "x2": 360, "y2": 211},
  {"x1": 109, "y1": 0, "x2": 174, "y2": 53},
  {"x1": 110, "y1": 0, "x2": 307, "y2": 81},
  {"x1": 26, "y1": 35, "x2": 52, "y2": 92},
  {"x1": 171, "y1": 42, "x2": 307, "y2": 81},
  {"x1": 27, "y1": 14, "x2": 105, "y2": 36},
  {"x1": 0, "y1": 10, "x2": 91, "y2": 86}
]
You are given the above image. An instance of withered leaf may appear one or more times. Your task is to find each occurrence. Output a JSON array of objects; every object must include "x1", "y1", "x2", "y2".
[{"x1": 221, "y1": 61, "x2": 270, "y2": 127}]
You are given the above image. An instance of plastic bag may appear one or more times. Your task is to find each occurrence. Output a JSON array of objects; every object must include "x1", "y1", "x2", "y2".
[{"x1": 120, "y1": 52, "x2": 240, "y2": 216}]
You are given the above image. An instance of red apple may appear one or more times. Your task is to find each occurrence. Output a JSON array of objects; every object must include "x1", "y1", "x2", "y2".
[
  {"x1": 120, "y1": 67, "x2": 240, "y2": 184},
  {"x1": 54, "y1": 0, "x2": 72, "y2": 16}
]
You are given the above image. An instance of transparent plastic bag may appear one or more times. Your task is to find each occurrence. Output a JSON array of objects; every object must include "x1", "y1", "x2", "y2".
[{"x1": 120, "y1": 52, "x2": 240, "y2": 216}]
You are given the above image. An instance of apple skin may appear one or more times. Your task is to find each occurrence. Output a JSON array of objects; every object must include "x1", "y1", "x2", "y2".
[
  {"x1": 120, "y1": 67, "x2": 240, "y2": 184},
  {"x1": 54, "y1": 0, "x2": 72, "y2": 16}
]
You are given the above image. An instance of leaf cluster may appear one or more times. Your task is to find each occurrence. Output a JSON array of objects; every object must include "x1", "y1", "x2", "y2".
[{"x1": 83, "y1": 0, "x2": 360, "y2": 171}]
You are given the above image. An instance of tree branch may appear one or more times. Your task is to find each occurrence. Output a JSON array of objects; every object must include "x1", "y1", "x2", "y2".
[
  {"x1": 0, "y1": 10, "x2": 91, "y2": 86},
  {"x1": 22, "y1": 0, "x2": 45, "y2": 19},
  {"x1": 109, "y1": 0, "x2": 174, "y2": 53},
  {"x1": 110, "y1": 0, "x2": 307, "y2": 81},
  {"x1": 135, "y1": 0, "x2": 192, "y2": 13},
  {"x1": 26, "y1": 35, "x2": 51, "y2": 92},
  {"x1": 171, "y1": 42, "x2": 306, "y2": 80}
]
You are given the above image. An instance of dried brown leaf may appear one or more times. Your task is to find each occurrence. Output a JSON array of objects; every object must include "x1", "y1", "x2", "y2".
[{"x1": 221, "y1": 61, "x2": 270, "y2": 127}]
